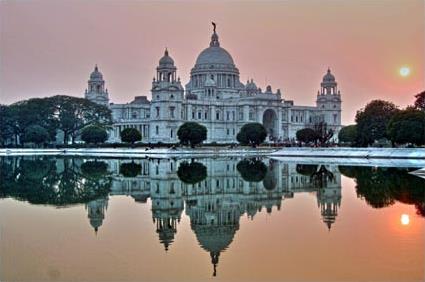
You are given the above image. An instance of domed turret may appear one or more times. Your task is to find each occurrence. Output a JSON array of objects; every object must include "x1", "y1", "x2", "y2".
[
  {"x1": 159, "y1": 49, "x2": 175, "y2": 67},
  {"x1": 245, "y1": 79, "x2": 258, "y2": 95},
  {"x1": 85, "y1": 65, "x2": 109, "y2": 106},
  {"x1": 90, "y1": 65, "x2": 103, "y2": 80},
  {"x1": 322, "y1": 68, "x2": 335, "y2": 82}
]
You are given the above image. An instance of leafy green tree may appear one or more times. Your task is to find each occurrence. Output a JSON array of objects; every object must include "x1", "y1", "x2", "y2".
[
  {"x1": 81, "y1": 125, "x2": 108, "y2": 144},
  {"x1": 387, "y1": 108, "x2": 425, "y2": 146},
  {"x1": 236, "y1": 158, "x2": 267, "y2": 182},
  {"x1": 8, "y1": 98, "x2": 57, "y2": 146},
  {"x1": 177, "y1": 161, "x2": 207, "y2": 184},
  {"x1": 177, "y1": 122, "x2": 207, "y2": 147},
  {"x1": 119, "y1": 162, "x2": 142, "y2": 177},
  {"x1": 338, "y1": 125, "x2": 357, "y2": 145},
  {"x1": 236, "y1": 123, "x2": 267, "y2": 147},
  {"x1": 22, "y1": 125, "x2": 49, "y2": 146},
  {"x1": 120, "y1": 128, "x2": 142, "y2": 144},
  {"x1": 0, "y1": 105, "x2": 15, "y2": 146},
  {"x1": 49, "y1": 95, "x2": 112, "y2": 144},
  {"x1": 296, "y1": 128, "x2": 318, "y2": 144},
  {"x1": 414, "y1": 91, "x2": 425, "y2": 111},
  {"x1": 355, "y1": 100, "x2": 398, "y2": 146}
]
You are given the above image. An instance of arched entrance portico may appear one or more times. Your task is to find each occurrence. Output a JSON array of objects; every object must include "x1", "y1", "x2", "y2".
[{"x1": 262, "y1": 109, "x2": 278, "y2": 141}]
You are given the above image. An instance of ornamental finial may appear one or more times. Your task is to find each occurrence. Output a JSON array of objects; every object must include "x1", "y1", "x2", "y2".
[{"x1": 212, "y1": 22, "x2": 216, "y2": 33}]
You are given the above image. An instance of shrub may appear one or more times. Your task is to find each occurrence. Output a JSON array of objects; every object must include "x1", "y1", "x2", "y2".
[
  {"x1": 120, "y1": 128, "x2": 142, "y2": 144},
  {"x1": 177, "y1": 122, "x2": 207, "y2": 148},
  {"x1": 236, "y1": 123, "x2": 267, "y2": 147},
  {"x1": 81, "y1": 125, "x2": 108, "y2": 144}
]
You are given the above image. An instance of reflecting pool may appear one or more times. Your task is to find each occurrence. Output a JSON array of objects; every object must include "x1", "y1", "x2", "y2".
[{"x1": 0, "y1": 156, "x2": 424, "y2": 281}]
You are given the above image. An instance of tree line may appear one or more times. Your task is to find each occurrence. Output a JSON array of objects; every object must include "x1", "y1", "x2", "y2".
[
  {"x1": 0, "y1": 95, "x2": 112, "y2": 146},
  {"x1": 338, "y1": 91, "x2": 424, "y2": 146}
]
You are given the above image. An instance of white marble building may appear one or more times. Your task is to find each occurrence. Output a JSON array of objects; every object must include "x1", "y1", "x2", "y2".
[{"x1": 85, "y1": 26, "x2": 342, "y2": 143}]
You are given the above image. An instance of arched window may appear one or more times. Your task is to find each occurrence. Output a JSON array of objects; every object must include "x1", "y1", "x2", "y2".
[
  {"x1": 216, "y1": 111, "x2": 220, "y2": 120},
  {"x1": 227, "y1": 78, "x2": 231, "y2": 87}
]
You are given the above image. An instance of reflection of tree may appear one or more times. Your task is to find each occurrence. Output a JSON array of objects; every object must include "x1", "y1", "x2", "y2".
[
  {"x1": 236, "y1": 159, "x2": 267, "y2": 182},
  {"x1": 177, "y1": 161, "x2": 207, "y2": 184},
  {"x1": 119, "y1": 162, "x2": 141, "y2": 177},
  {"x1": 0, "y1": 157, "x2": 111, "y2": 206},
  {"x1": 339, "y1": 166, "x2": 425, "y2": 216},
  {"x1": 311, "y1": 165, "x2": 334, "y2": 189},
  {"x1": 296, "y1": 164, "x2": 318, "y2": 176}
]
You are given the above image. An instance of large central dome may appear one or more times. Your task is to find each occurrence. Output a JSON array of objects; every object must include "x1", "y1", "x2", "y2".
[{"x1": 192, "y1": 31, "x2": 237, "y2": 71}]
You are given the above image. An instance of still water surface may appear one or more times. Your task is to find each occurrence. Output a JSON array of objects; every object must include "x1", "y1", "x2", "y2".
[{"x1": 0, "y1": 156, "x2": 424, "y2": 282}]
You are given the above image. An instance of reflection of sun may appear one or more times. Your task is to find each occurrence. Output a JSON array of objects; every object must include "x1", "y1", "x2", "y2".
[
  {"x1": 399, "y1": 66, "x2": 410, "y2": 77},
  {"x1": 401, "y1": 214, "x2": 410, "y2": 225}
]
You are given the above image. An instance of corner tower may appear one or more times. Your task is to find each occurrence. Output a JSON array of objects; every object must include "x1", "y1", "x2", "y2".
[
  {"x1": 150, "y1": 49, "x2": 184, "y2": 143},
  {"x1": 85, "y1": 65, "x2": 110, "y2": 106},
  {"x1": 316, "y1": 68, "x2": 342, "y2": 135}
]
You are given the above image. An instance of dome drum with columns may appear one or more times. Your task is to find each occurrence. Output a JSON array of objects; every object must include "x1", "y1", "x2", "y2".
[{"x1": 84, "y1": 23, "x2": 342, "y2": 144}]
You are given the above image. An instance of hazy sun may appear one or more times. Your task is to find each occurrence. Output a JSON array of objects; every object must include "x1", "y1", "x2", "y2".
[
  {"x1": 401, "y1": 214, "x2": 410, "y2": 225},
  {"x1": 399, "y1": 66, "x2": 410, "y2": 77}
]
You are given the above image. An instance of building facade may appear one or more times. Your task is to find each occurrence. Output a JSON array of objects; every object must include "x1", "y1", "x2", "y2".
[{"x1": 85, "y1": 26, "x2": 342, "y2": 143}]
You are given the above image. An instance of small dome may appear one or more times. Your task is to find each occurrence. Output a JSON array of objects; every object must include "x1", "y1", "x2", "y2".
[
  {"x1": 90, "y1": 65, "x2": 103, "y2": 80},
  {"x1": 245, "y1": 79, "x2": 257, "y2": 91},
  {"x1": 159, "y1": 49, "x2": 175, "y2": 66},
  {"x1": 323, "y1": 68, "x2": 335, "y2": 82},
  {"x1": 205, "y1": 77, "x2": 216, "y2": 87}
]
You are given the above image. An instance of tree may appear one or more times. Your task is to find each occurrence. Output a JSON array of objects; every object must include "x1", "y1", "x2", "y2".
[
  {"x1": 314, "y1": 122, "x2": 334, "y2": 146},
  {"x1": 236, "y1": 158, "x2": 267, "y2": 182},
  {"x1": 177, "y1": 161, "x2": 207, "y2": 184},
  {"x1": 0, "y1": 105, "x2": 14, "y2": 146},
  {"x1": 236, "y1": 123, "x2": 267, "y2": 147},
  {"x1": 338, "y1": 125, "x2": 357, "y2": 145},
  {"x1": 81, "y1": 125, "x2": 108, "y2": 144},
  {"x1": 177, "y1": 122, "x2": 207, "y2": 147},
  {"x1": 120, "y1": 128, "x2": 142, "y2": 144},
  {"x1": 119, "y1": 162, "x2": 141, "y2": 177},
  {"x1": 355, "y1": 100, "x2": 398, "y2": 146},
  {"x1": 49, "y1": 95, "x2": 112, "y2": 144},
  {"x1": 22, "y1": 125, "x2": 49, "y2": 146},
  {"x1": 387, "y1": 108, "x2": 425, "y2": 146},
  {"x1": 414, "y1": 91, "x2": 425, "y2": 111},
  {"x1": 296, "y1": 128, "x2": 318, "y2": 144},
  {"x1": 8, "y1": 98, "x2": 57, "y2": 146}
]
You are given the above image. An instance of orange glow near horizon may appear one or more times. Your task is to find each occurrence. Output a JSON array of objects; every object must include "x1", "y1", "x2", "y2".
[{"x1": 0, "y1": 0, "x2": 424, "y2": 124}]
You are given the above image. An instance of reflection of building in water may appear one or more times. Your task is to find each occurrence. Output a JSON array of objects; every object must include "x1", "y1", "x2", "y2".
[
  {"x1": 85, "y1": 196, "x2": 109, "y2": 234},
  {"x1": 318, "y1": 183, "x2": 341, "y2": 230},
  {"x1": 84, "y1": 158, "x2": 341, "y2": 271}
]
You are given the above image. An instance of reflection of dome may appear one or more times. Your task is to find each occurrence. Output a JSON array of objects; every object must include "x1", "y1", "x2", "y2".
[
  {"x1": 192, "y1": 224, "x2": 239, "y2": 277},
  {"x1": 322, "y1": 68, "x2": 335, "y2": 82},
  {"x1": 159, "y1": 49, "x2": 175, "y2": 67},
  {"x1": 193, "y1": 225, "x2": 237, "y2": 253},
  {"x1": 90, "y1": 65, "x2": 103, "y2": 80}
]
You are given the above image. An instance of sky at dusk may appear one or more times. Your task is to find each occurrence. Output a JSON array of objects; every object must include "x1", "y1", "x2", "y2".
[{"x1": 1, "y1": 0, "x2": 424, "y2": 124}]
